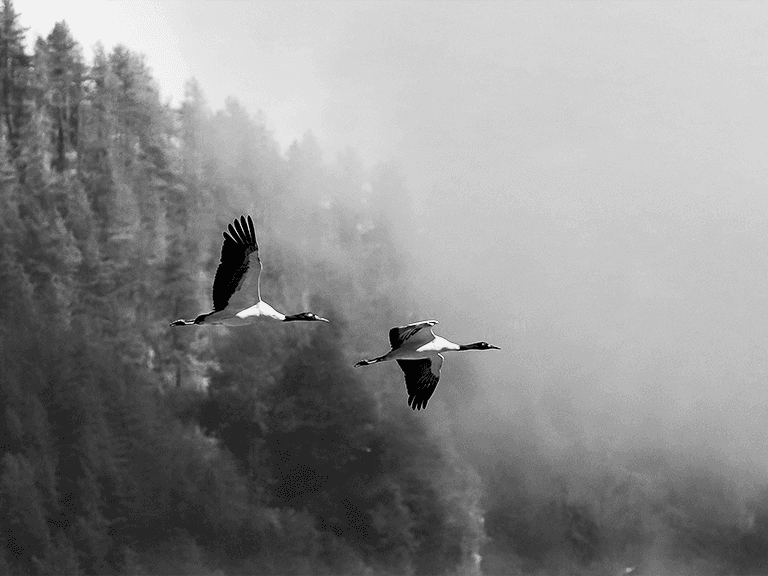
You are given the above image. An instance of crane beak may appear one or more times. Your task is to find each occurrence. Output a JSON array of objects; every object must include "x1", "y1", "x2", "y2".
[
  {"x1": 316, "y1": 316, "x2": 330, "y2": 323},
  {"x1": 489, "y1": 344, "x2": 501, "y2": 350}
]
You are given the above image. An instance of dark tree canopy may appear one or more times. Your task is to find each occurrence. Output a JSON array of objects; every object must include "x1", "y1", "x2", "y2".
[{"x1": 0, "y1": 6, "x2": 486, "y2": 575}]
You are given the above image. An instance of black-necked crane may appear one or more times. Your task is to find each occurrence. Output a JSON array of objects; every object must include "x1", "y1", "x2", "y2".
[
  {"x1": 170, "y1": 215, "x2": 329, "y2": 327},
  {"x1": 354, "y1": 320, "x2": 500, "y2": 410}
]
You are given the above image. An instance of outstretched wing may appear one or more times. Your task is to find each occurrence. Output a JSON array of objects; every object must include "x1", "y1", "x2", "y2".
[
  {"x1": 388, "y1": 320, "x2": 438, "y2": 349},
  {"x1": 397, "y1": 353, "x2": 444, "y2": 410},
  {"x1": 211, "y1": 215, "x2": 262, "y2": 311}
]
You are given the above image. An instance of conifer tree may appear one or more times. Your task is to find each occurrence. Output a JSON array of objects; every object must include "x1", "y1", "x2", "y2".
[
  {"x1": 43, "y1": 21, "x2": 83, "y2": 173},
  {"x1": 0, "y1": 0, "x2": 29, "y2": 157}
]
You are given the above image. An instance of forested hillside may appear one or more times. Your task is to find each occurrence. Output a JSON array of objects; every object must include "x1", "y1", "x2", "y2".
[
  {"x1": 0, "y1": 4, "x2": 482, "y2": 574},
  {"x1": 3, "y1": 2, "x2": 768, "y2": 575}
]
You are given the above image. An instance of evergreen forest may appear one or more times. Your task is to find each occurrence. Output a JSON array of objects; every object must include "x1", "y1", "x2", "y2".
[{"x1": 2, "y1": 3, "x2": 768, "y2": 574}]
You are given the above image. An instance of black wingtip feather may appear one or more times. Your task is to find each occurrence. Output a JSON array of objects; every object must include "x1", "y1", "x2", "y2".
[
  {"x1": 211, "y1": 215, "x2": 260, "y2": 311},
  {"x1": 409, "y1": 396, "x2": 426, "y2": 410},
  {"x1": 225, "y1": 215, "x2": 256, "y2": 247},
  {"x1": 233, "y1": 218, "x2": 245, "y2": 241},
  {"x1": 241, "y1": 215, "x2": 252, "y2": 244}
]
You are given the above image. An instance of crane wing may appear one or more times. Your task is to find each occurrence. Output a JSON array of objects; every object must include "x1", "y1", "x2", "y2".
[
  {"x1": 388, "y1": 320, "x2": 438, "y2": 349},
  {"x1": 397, "y1": 353, "x2": 443, "y2": 411},
  {"x1": 211, "y1": 215, "x2": 262, "y2": 311}
]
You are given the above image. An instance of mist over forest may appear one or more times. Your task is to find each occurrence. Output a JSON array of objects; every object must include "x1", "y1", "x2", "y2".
[{"x1": 1, "y1": 1, "x2": 768, "y2": 575}]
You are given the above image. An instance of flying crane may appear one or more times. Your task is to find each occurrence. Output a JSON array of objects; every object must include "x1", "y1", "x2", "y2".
[
  {"x1": 355, "y1": 320, "x2": 499, "y2": 410},
  {"x1": 170, "y1": 215, "x2": 329, "y2": 327}
]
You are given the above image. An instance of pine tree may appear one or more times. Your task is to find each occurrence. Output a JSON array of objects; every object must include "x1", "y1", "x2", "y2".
[
  {"x1": 43, "y1": 21, "x2": 84, "y2": 173},
  {"x1": 0, "y1": 0, "x2": 29, "y2": 158},
  {"x1": 77, "y1": 41, "x2": 113, "y2": 230}
]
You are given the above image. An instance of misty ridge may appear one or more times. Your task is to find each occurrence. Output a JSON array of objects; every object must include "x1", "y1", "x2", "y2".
[{"x1": 1, "y1": 1, "x2": 768, "y2": 575}]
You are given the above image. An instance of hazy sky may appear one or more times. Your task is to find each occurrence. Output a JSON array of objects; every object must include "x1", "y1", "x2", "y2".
[
  {"x1": 18, "y1": 2, "x2": 767, "y2": 179},
  {"x1": 16, "y1": 0, "x2": 768, "y2": 470}
]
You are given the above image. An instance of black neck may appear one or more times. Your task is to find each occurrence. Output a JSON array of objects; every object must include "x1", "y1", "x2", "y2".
[
  {"x1": 458, "y1": 342, "x2": 485, "y2": 351},
  {"x1": 283, "y1": 312, "x2": 312, "y2": 322}
]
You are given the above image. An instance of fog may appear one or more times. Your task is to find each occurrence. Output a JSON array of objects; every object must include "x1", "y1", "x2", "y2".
[
  {"x1": 228, "y1": 1, "x2": 767, "y2": 474},
  {"x1": 388, "y1": 2, "x2": 768, "y2": 475},
  {"x1": 21, "y1": 0, "x2": 765, "y2": 468},
  {"x1": 13, "y1": 0, "x2": 768, "y2": 571}
]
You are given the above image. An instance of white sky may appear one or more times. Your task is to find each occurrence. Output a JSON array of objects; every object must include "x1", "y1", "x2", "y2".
[{"x1": 17, "y1": 1, "x2": 768, "y2": 184}]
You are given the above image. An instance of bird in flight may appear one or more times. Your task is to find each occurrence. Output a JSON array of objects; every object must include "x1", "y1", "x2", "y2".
[
  {"x1": 170, "y1": 215, "x2": 329, "y2": 327},
  {"x1": 354, "y1": 320, "x2": 499, "y2": 410}
]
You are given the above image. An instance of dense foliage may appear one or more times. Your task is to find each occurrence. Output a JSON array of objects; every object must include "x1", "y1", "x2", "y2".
[
  {"x1": 0, "y1": 4, "x2": 482, "y2": 574},
  {"x1": 1, "y1": 3, "x2": 768, "y2": 574}
]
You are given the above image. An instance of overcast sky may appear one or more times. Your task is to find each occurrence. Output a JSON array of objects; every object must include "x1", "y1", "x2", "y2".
[
  {"x1": 16, "y1": 0, "x2": 768, "y2": 471},
  {"x1": 17, "y1": 1, "x2": 767, "y2": 182}
]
